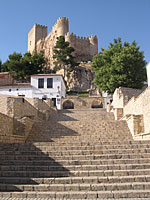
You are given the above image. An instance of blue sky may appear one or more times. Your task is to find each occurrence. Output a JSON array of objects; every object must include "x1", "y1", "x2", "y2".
[{"x1": 0, "y1": 0, "x2": 150, "y2": 64}]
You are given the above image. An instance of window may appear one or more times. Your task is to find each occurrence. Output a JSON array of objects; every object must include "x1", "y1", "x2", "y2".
[
  {"x1": 38, "y1": 78, "x2": 44, "y2": 88},
  {"x1": 47, "y1": 78, "x2": 53, "y2": 88}
]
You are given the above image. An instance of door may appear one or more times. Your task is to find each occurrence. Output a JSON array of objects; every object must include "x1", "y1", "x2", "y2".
[{"x1": 52, "y1": 98, "x2": 56, "y2": 107}]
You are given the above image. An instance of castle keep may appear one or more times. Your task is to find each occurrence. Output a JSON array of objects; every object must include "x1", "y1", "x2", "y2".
[{"x1": 28, "y1": 17, "x2": 98, "y2": 69}]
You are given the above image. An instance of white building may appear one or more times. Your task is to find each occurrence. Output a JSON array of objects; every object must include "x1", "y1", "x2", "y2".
[
  {"x1": 147, "y1": 62, "x2": 150, "y2": 87},
  {"x1": 0, "y1": 74, "x2": 66, "y2": 110}
]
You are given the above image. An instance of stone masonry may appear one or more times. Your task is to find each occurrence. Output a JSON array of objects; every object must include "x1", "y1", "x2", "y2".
[{"x1": 28, "y1": 17, "x2": 98, "y2": 69}]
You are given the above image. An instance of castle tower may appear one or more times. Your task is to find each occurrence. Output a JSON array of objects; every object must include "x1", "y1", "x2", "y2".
[
  {"x1": 56, "y1": 17, "x2": 69, "y2": 37},
  {"x1": 28, "y1": 24, "x2": 47, "y2": 53},
  {"x1": 88, "y1": 35, "x2": 98, "y2": 57}
]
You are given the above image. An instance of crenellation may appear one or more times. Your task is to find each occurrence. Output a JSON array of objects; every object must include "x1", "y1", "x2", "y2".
[{"x1": 28, "y1": 17, "x2": 98, "y2": 68}]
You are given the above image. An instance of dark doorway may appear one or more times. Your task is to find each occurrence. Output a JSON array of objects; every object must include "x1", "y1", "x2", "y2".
[
  {"x1": 52, "y1": 98, "x2": 56, "y2": 107},
  {"x1": 91, "y1": 100, "x2": 103, "y2": 108},
  {"x1": 63, "y1": 100, "x2": 74, "y2": 109}
]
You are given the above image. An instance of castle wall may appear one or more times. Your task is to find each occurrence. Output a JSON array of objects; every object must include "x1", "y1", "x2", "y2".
[{"x1": 65, "y1": 33, "x2": 98, "y2": 62}]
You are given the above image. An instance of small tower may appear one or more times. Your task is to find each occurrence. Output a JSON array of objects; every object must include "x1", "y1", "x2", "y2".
[
  {"x1": 28, "y1": 24, "x2": 47, "y2": 53},
  {"x1": 56, "y1": 17, "x2": 69, "y2": 37},
  {"x1": 89, "y1": 35, "x2": 98, "y2": 57}
]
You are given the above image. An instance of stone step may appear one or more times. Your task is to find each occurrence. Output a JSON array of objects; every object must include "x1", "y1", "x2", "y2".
[
  {"x1": 1, "y1": 140, "x2": 149, "y2": 148},
  {"x1": 27, "y1": 120, "x2": 132, "y2": 142},
  {"x1": 1, "y1": 142, "x2": 150, "y2": 151},
  {"x1": 1, "y1": 182, "x2": 150, "y2": 192},
  {"x1": 0, "y1": 148, "x2": 148, "y2": 156},
  {"x1": 1, "y1": 169, "x2": 150, "y2": 178},
  {"x1": 27, "y1": 137, "x2": 133, "y2": 143},
  {"x1": 1, "y1": 157, "x2": 150, "y2": 166},
  {"x1": 1, "y1": 152, "x2": 150, "y2": 161},
  {"x1": 1, "y1": 190, "x2": 150, "y2": 199},
  {"x1": 1, "y1": 163, "x2": 150, "y2": 172},
  {"x1": 52, "y1": 113, "x2": 115, "y2": 121},
  {"x1": 0, "y1": 175, "x2": 148, "y2": 185}
]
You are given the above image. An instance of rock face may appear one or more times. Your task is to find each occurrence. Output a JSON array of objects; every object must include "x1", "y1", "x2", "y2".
[
  {"x1": 57, "y1": 62, "x2": 97, "y2": 92},
  {"x1": 69, "y1": 65, "x2": 95, "y2": 91},
  {"x1": 28, "y1": 17, "x2": 98, "y2": 69}
]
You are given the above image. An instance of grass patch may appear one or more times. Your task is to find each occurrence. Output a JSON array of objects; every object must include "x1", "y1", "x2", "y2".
[
  {"x1": 78, "y1": 93, "x2": 89, "y2": 97},
  {"x1": 66, "y1": 91, "x2": 89, "y2": 97}
]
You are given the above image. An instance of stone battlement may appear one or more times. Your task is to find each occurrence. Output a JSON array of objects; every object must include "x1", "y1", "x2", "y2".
[
  {"x1": 35, "y1": 24, "x2": 47, "y2": 28},
  {"x1": 65, "y1": 32, "x2": 97, "y2": 43}
]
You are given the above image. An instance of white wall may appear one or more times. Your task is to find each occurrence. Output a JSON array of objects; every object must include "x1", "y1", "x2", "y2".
[
  {"x1": 0, "y1": 87, "x2": 33, "y2": 97},
  {"x1": 147, "y1": 62, "x2": 150, "y2": 87}
]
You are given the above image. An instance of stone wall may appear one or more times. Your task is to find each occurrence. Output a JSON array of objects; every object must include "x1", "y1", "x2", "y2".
[
  {"x1": 110, "y1": 87, "x2": 150, "y2": 136},
  {"x1": 0, "y1": 96, "x2": 53, "y2": 121},
  {"x1": 0, "y1": 113, "x2": 26, "y2": 143},
  {"x1": 62, "y1": 96, "x2": 104, "y2": 109},
  {"x1": 123, "y1": 87, "x2": 150, "y2": 134},
  {"x1": 0, "y1": 95, "x2": 9, "y2": 115},
  {"x1": 112, "y1": 87, "x2": 143, "y2": 109},
  {"x1": 0, "y1": 72, "x2": 14, "y2": 86},
  {"x1": 0, "y1": 95, "x2": 55, "y2": 143}
]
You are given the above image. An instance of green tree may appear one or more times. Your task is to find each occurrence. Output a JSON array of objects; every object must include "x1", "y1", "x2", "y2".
[
  {"x1": 53, "y1": 36, "x2": 79, "y2": 82},
  {"x1": 2, "y1": 52, "x2": 23, "y2": 80},
  {"x1": 92, "y1": 38, "x2": 147, "y2": 94},
  {"x1": 1, "y1": 52, "x2": 46, "y2": 81},
  {"x1": 22, "y1": 52, "x2": 46, "y2": 80}
]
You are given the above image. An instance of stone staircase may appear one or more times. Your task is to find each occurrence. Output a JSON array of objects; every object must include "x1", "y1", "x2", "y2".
[{"x1": 1, "y1": 109, "x2": 150, "y2": 199}]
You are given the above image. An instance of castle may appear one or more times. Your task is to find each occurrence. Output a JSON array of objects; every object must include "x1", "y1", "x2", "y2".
[{"x1": 28, "y1": 17, "x2": 98, "y2": 69}]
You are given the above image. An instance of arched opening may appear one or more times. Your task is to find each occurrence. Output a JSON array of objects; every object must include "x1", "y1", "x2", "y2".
[
  {"x1": 63, "y1": 100, "x2": 74, "y2": 109},
  {"x1": 91, "y1": 100, "x2": 103, "y2": 108}
]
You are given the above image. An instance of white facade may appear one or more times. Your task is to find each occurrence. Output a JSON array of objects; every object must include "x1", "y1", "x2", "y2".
[
  {"x1": 102, "y1": 91, "x2": 113, "y2": 108},
  {"x1": 0, "y1": 74, "x2": 66, "y2": 110},
  {"x1": 147, "y1": 62, "x2": 150, "y2": 87}
]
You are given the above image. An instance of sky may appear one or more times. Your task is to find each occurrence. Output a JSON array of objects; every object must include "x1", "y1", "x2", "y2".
[{"x1": 0, "y1": 0, "x2": 150, "y2": 64}]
